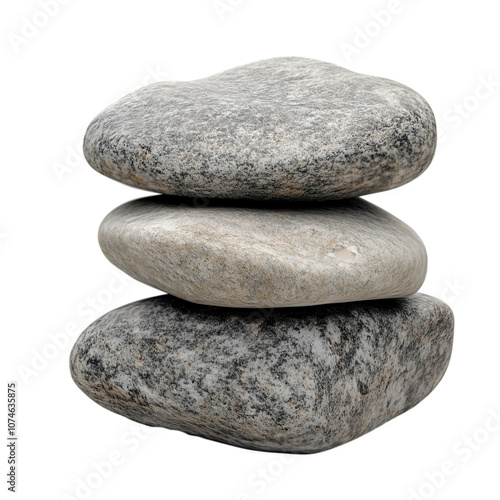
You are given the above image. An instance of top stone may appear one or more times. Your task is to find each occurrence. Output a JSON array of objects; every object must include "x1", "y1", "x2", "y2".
[{"x1": 84, "y1": 57, "x2": 436, "y2": 201}]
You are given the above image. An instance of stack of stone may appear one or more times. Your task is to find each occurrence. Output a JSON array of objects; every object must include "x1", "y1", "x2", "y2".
[{"x1": 70, "y1": 57, "x2": 454, "y2": 454}]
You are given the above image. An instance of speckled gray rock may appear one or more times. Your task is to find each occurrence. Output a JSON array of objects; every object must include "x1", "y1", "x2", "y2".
[
  {"x1": 98, "y1": 195, "x2": 427, "y2": 308},
  {"x1": 70, "y1": 293, "x2": 453, "y2": 454},
  {"x1": 84, "y1": 57, "x2": 436, "y2": 201}
]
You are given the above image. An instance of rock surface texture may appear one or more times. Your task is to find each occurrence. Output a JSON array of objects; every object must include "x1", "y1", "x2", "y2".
[
  {"x1": 84, "y1": 57, "x2": 436, "y2": 201},
  {"x1": 72, "y1": 57, "x2": 452, "y2": 454},
  {"x1": 70, "y1": 293, "x2": 454, "y2": 454},
  {"x1": 98, "y1": 196, "x2": 427, "y2": 308}
]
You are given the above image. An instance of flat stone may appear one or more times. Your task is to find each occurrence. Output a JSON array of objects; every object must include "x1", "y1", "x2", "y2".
[
  {"x1": 70, "y1": 293, "x2": 454, "y2": 454},
  {"x1": 84, "y1": 57, "x2": 436, "y2": 201},
  {"x1": 98, "y1": 196, "x2": 427, "y2": 308}
]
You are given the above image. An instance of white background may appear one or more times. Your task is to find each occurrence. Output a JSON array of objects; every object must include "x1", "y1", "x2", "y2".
[{"x1": 2, "y1": 1, "x2": 499, "y2": 499}]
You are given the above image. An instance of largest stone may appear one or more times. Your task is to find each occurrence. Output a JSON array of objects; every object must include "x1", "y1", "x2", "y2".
[
  {"x1": 84, "y1": 57, "x2": 436, "y2": 200},
  {"x1": 70, "y1": 293, "x2": 453, "y2": 454}
]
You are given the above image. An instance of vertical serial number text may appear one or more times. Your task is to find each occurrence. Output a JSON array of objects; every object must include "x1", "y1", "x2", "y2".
[{"x1": 7, "y1": 382, "x2": 17, "y2": 493}]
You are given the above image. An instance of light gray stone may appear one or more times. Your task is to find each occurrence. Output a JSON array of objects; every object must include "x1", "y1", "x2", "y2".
[
  {"x1": 84, "y1": 57, "x2": 436, "y2": 200},
  {"x1": 98, "y1": 196, "x2": 427, "y2": 308},
  {"x1": 70, "y1": 293, "x2": 454, "y2": 454}
]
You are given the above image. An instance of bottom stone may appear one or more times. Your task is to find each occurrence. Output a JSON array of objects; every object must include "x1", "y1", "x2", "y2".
[{"x1": 70, "y1": 293, "x2": 453, "y2": 454}]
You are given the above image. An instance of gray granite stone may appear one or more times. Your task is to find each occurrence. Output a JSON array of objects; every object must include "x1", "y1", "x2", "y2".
[
  {"x1": 98, "y1": 195, "x2": 427, "y2": 308},
  {"x1": 70, "y1": 293, "x2": 454, "y2": 454},
  {"x1": 84, "y1": 57, "x2": 436, "y2": 200}
]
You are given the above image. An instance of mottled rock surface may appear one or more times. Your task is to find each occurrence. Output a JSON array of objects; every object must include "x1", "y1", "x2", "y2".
[
  {"x1": 70, "y1": 293, "x2": 454, "y2": 454},
  {"x1": 98, "y1": 195, "x2": 427, "y2": 308},
  {"x1": 84, "y1": 57, "x2": 436, "y2": 200}
]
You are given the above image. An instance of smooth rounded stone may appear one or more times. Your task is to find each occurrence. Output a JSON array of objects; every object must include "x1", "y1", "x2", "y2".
[
  {"x1": 84, "y1": 57, "x2": 436, "y2": 201},
  {"x1": 98, "y1": 196, "x2": 427, "y2": 308},
  {"x1": 70, "y1": 293, "x2": 454, "y2": 454}
]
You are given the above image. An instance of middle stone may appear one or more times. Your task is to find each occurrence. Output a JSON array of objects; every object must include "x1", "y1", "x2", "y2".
[{"x1": 99, "y1": 196, "x2": 427, "y2": 308}]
